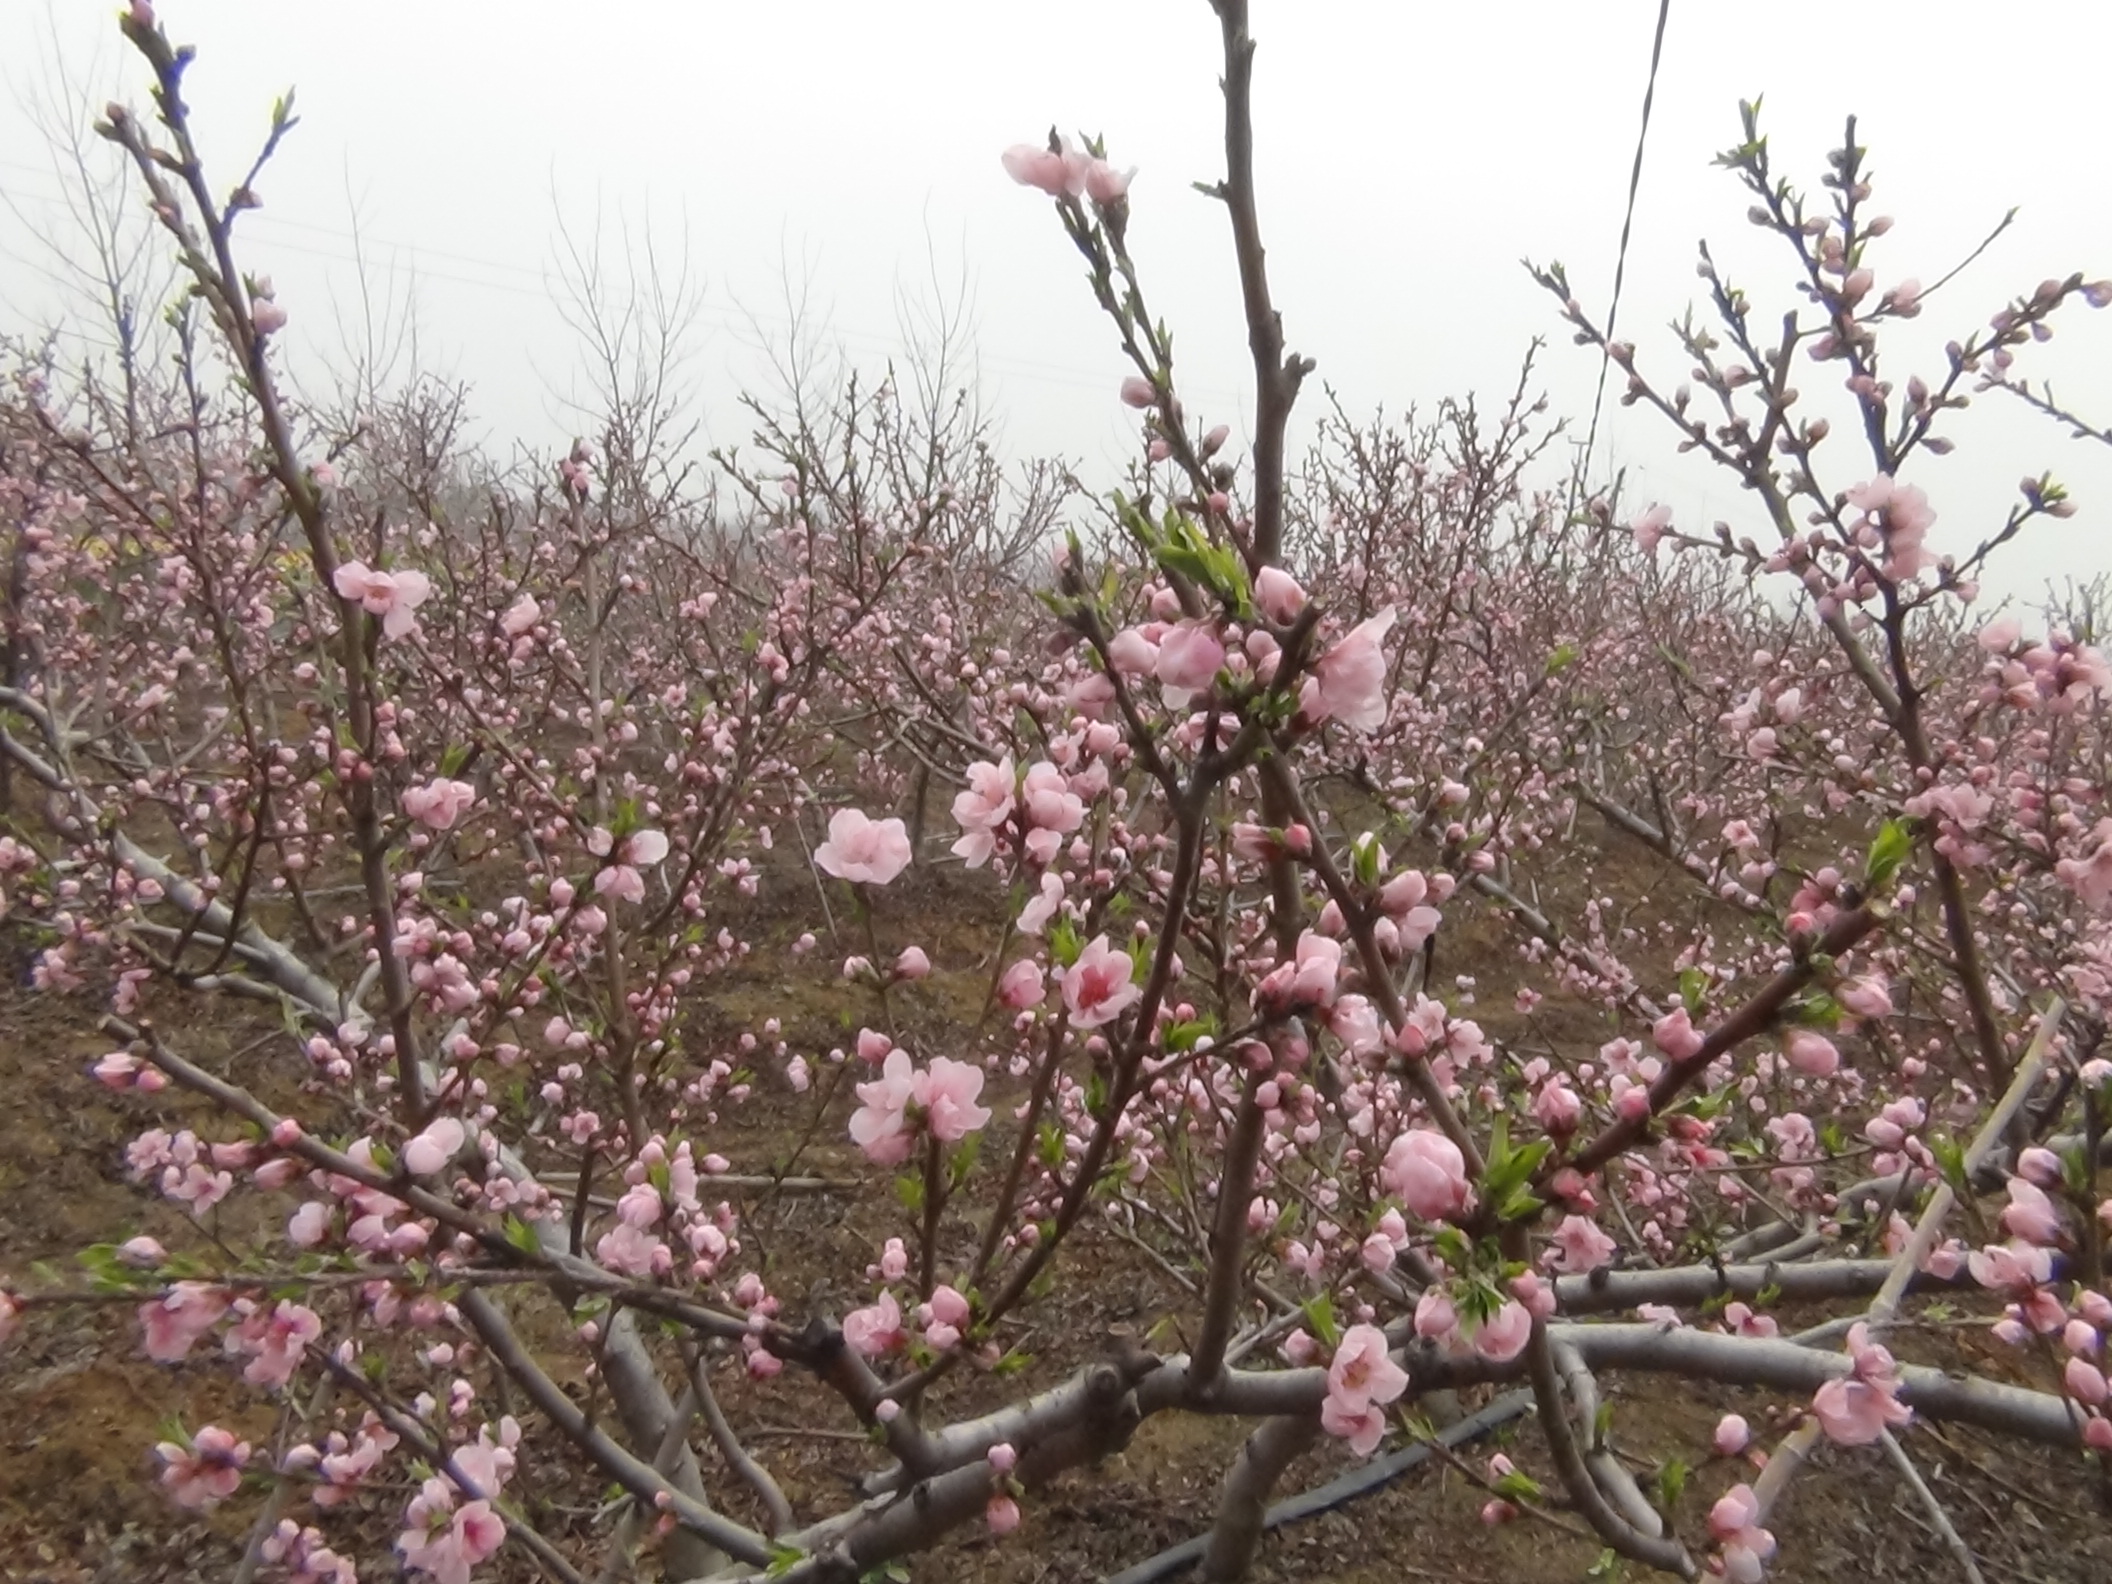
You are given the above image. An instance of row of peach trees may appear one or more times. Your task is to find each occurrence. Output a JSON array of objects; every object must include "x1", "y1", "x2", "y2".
[{"x1": 2, "y1": 4, "x2": 2110, "y2": 1582}]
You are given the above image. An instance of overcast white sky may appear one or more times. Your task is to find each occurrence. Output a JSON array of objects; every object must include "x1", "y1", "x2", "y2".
[{"x1": 4, "y1": 1, "x2": 2109, "y2": 605}]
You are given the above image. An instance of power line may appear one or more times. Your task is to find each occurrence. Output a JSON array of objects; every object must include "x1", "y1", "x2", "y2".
[{"x1": 1576, "y1": 0, "x2": 1673, "y2": 501}]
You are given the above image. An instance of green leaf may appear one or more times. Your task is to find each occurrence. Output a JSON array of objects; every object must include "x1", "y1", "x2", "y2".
[
  {"x1": 1048, "y1": 915, "x2": 1083, "y2": 969},
  {"x1": 1865, "y1": 818, "x2": 1916, "y2": 891},
  {"x1": 1037, "y1": 1123, "x2": 1066, "y2": 1170},
  {"x1": 1678, "y1": 968, "x2": 1708, "y2": 1016},
  {"x1": 893, "y1": 1173, "x2": 925, "y2": 1215},
  {"x1": 1302, "y1": 1292, "x2": 1341, "y2": 1350},
  {"x1": 1351, "y1": 832, "x2": 1382, "y2": 888},
  {"x1": 1431, "y1": 1226, "x2": 1472, "y2": 1270},
  {"x1": 1084, "y1": 1070, "x2": 1108, "y2": 1119},
  {"x1": 1657, "y1": 1456, "x2": 1688, "y2": 1512},
  {"x1": 1928, "y1": 1133, "x2": 1968, "y2": 1193},
  {"x1": 1494, "y1": 1469, "x2": 1545, "y2": 1504},
  {"x1": 1164, "y1": 1015, "x2": 1218, "y2": 1054},
  {"x1": 947, "y1": 1129, "x2": 983, "y2": 1189},
  {"x1": 765, "y1": 1543, "x2": 806, "y2": 1578},
  {"x1": 1498, "y1": 1185, "x2": 1545, "y2": 1223}
]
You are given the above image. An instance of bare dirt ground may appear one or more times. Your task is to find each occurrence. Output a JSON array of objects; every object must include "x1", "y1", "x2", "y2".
[{"x1": 4, "y1": 858, "x2": 2110, "y2": 1583}]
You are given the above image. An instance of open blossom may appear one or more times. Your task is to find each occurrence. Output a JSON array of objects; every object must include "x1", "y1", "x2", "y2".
[
  {"x1": 1018, "y1": 761, "x2": 1085, "y2": 863},
  {"x1": 1811, "y1": 1322, "x2": 1912, "y2": 1444},
  {"x1": 231, "y1": 1300, "x2": 322, "y2": 1389},
  {"x1": 815, "y1": 807, "x2": 913, "y2": 885},
  {"x1": 140, "y1": 1282, "x2": 230, "y2": 1361},
  {"x1": 1302, "y1": 607, "x2": 1396, "y2": 733},
  {"x1": 1632, "y1": 502, "x2": 1672, "y2": 555},
  {"x1": 1156, "y1": 621, "x2": 1226, "y2": 695},
  {"x1": 499, "y1": 592, "x2": 541, "y2": 636},
  {"x1": 1708, "y1": 1484, "x2": 1776, "y2": 1583},
  {"x1": 1472, "y1": 1300, "x2": 1532, "y2": 1363},
  {"x1": 850, "y1": 1050, "x2": 923, "y2": 1166},
  {"x1": 1548, "y1": 1214, "x2": 1618, "y2": 1274},
  {"x1": 589, "y1": 827, "x2": 669, "y2": 905},
  {"x1": 403, "y1": 778, "x2": 477, "y2": 831},
  {"x1": 1845, "y1": 473, "x2": 1938, "y2": 582},
  {"x1": 848, "y1": 1052, "x2": 990, "y2": 1164},
  {"x1": 404, "y1": 1116, "x2": 467, "y2": 1176},
  {"x1": 2057, "y1": 819, "x2": 2112, "y2": 911},
  {"x1": 999, "y1": 958, "x2": 1046, "y2": 1009},
  {"x1": 1001, "y1": 139, "x2": 1090, "y2": 198},
  {"x1": 843, "y1": 1292, "x2": 905, "y2": 1357},
  {"x1": 1967, "y1": 1239, "x2": 2054, "y2": 1295},
  {"x1": 1321, "y1": 1324, "x2": 1409, "y2": 1455},
  {"x1": 400, "y1": 1497, "x2": 506, "y2": 1584},
  {"x1": 2000, "y1": 1177, "x2": 2063, "y2": 1246},
  {"x1": 1259, "y1": 930, "x2": 1341, "y2": 1010},
  {"x1": 921, "y1": 1057, "x2": 992, "y2": 1142},
  {"x1": 332, "y1": 560, "x2": 432, "y2": 640},
  {"x1": 1084, "y1": 160, "x2": 1134, "y2": 203},
  {"x1": 951, "y1": 758, "x2": 1015, "y2": 867},
  {"x1": 157, "y1": 1425, "x2": 250, "y2": 1509},
  {"x1": 1380, "y1": 1129, "x2": 1472, "y2": 1222},
  {"x1": 1018, "y1": 871, "x2": 1064, "y2": 935},
  {"x1": 1063, "y1": 934, "x2": 1140, "y2": 1028}
]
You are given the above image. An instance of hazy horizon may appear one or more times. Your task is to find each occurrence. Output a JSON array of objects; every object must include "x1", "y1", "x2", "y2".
[{"x1": 5, "y1": 1, "x2": 2109, "y2": 608}]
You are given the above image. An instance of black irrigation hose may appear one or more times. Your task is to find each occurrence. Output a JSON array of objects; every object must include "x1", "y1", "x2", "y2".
[{"x1": 1102, "y1": 1390, "x2": 1537, "y2": 1584}]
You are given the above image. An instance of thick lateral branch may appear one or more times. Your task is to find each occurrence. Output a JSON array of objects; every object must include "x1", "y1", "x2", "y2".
[{"x1": 709, "y1": 1322, "x2": 2075, "y2": 1583}]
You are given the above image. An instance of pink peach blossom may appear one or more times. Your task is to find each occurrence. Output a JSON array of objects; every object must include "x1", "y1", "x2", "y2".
[
  {"x1": 500, "y1": 592, "x2": 541, "y2": 636},
  {"x1": 1019, "y1": 871, "x2": 1064, "y2": 935},
  {"x1": 403, "y1": 779, "x2": 477, "y2": 831},
  {"x1": 1473, "y1": 1300, "x2": 1532, "y2": 1362},
  {"x1": 2000, "y1": 1177, "x2": 2062, "y2": 1246},
  {"x1": 1549, "y1": 1214, "x2": 1618, "y2": 1274},
  {"x1": 332, "y1": 560, "x2": 432, "y2": 641},
  {"x1": 951, "y1": 757, "x2": 1015, "y2": 867},
  {"x1": 1303, "y1": 607, "x2": 1396, "y2": 733},
  {"x1": 1255, "y1": 566, "x2": 1307, "y2": 622},
  {"x1": 1380, "y1": 1129, "x2": 1472, "y2": 1222},
  {"x1": 850, "y1": 1050, "x2": 922, "y2": 1166},
  {"x1": 1156, "y1": 621, "x2": 1226, "y2": 694},
  {"x1": 1811, "y1": 1322, "x2": 1912, "y2": 1444},
  {"x1": 157, "y1": 1424, "x2": 249, "y2": 1509},
  {"x1": 843, "y1": 1292, "x2": 905, "y2": 1357},
  {"x1": 1782, "y1": 1028, "x2": 1840, "y2": 1077},
  {"x1": 404, "y1": 1116, "x2": 466, "y2": 1177},
  {"x1": 140, "y1": 1282, "x2": 229, "y2": 1361},
  {"x1": 999, "y1": 958, "x2": 1046, "y2": 1009},
  {"x1": 816, "y1": 808, "x2": 913, "y2": 886},
  {"x1": 1063, "y1": 935, "x2": 1140, "y2": 1028},
  {"x1": 921, "y1": 1058, "x2": 991, "y2": 1143}
]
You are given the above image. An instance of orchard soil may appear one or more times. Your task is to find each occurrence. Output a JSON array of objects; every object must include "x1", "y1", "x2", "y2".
[{"x1": 3, "y1": 842, "x2": 2110, "y2": 1583}]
